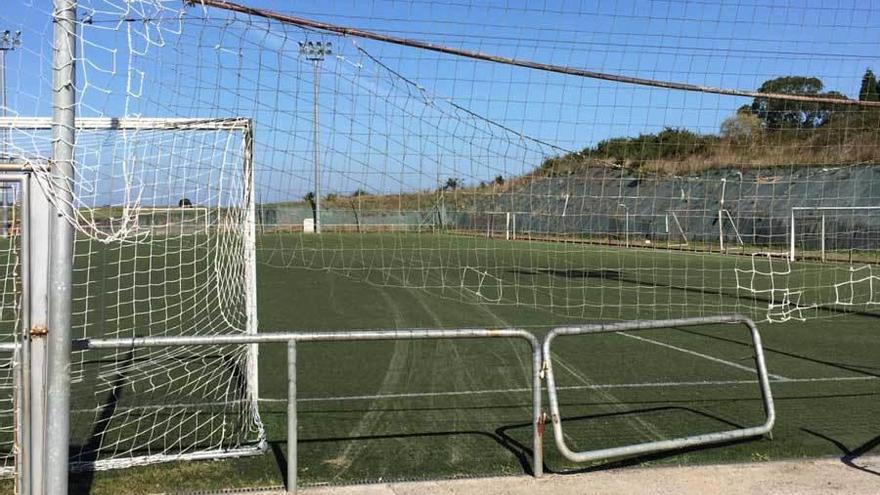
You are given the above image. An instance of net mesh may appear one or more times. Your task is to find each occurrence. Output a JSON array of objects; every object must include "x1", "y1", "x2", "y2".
[
  {"x1": 0, "y1": 184, "x2": 21, "y2": 479},
  {"x1": 1, "y1": 0, "x2": 880, "y2": 475}
]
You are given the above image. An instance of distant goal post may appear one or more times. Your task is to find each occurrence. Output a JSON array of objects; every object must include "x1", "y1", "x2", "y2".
[{"x1": 789, "y1": 205, "x2": 880, "y2": 262}]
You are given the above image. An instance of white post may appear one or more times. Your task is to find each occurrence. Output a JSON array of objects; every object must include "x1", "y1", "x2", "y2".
[
  {"x1": 820, "y1": 213, "x2": 826, "y2": 262},
  {"x1": 512, "y1": 213, "x2": 516, "y2": 240},
  {"x1": 625, "y1": 211, "x2": 630, "y2": 247},
  {"x1": 505, "y1": 212, "x2": 510, "y2": 240},
  {"x1": 719, "y1": 178, "x2": 726, "y2": 253},
  {"x1": 242, "y1": 121, "x2": 263, "y2": 446},
  {"x1": 789, "y1": 209, "x2": 796, "y2": 262}
]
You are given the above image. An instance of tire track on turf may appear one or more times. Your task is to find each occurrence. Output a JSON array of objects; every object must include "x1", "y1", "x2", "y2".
[
  {"x1": 328, "y1": 287, "x2": 411, "y2": 480},
  {"x1": 471, "y1": 303, "x2": 589, "y2": 449},
  {"x1": 471, "y1": 303, "x2": 531, "y2": 387},
  {"x1": 408, "y1": 289, "x2": 485, "y2": 467},
  {"x1": 476, "y1": 303, "x2": 664, "y2": 442}
]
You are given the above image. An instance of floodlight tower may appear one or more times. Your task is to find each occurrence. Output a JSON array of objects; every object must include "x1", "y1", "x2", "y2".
[
  {"x1": 299, "y1": 40, "x2": 331, "y2": 233},
  {"x1": 0, "y1": 30, "x2": 22, "y2": 239},
  {"x1": 1, "y1": 29, "x2": 21, "y2": 160}
]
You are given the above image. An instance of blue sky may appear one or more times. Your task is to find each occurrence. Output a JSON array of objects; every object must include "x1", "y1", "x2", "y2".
[{"x1": 2, "y1": 1, "x2": 880, "y2": 202}]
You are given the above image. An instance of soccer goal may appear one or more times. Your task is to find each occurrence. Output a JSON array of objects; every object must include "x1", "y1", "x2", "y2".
[
  {"x1": 0, "y1": 116, "x2": 264, "y2": 473},
  {"x1": 789, "y1": 206, "x2": 880, "y2": 262},
  {"x1": 458, "y1": 211, "x2": 516, "y2": 240},
  {"x1": 664, "y1": 208, "x2": 743, "y2": 251}
]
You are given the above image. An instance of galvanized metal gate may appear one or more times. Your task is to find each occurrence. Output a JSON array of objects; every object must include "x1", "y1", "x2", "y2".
[
  {"x1": 542, "y1": 315, "x2": 776, "y2": 464},
  {"x1": 0, "y1": 172, "x2": 30, "y2": 495}
]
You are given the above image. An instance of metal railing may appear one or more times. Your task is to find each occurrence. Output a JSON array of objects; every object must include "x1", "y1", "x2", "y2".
[
  {"x1": 542, "y1": 315, "x2": 775, "y2": 463},
  {"x1": 1, "y1": 315, "x2": 778, "y2": 494},
  {"x1": 74, "y1": 327, "x2": 544, "y2": 494}
]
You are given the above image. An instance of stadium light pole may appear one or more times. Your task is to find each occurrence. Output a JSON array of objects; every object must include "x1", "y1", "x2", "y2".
[
  {"x1": 1, "y1": 31, "x2": 21, "y2": 241},
  {"x1": 0, "y1": 29, "x2": 21, "y2": 161},
  {"x1": 299, "y1": 40, "x2": 331, "y2": 234}
]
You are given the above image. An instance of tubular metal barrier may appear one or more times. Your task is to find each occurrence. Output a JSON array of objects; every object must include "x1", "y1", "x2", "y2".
[
  {"x1": 75, "y1": 327, "x2": 544, "y2": 494},
  {"x1": 542, "y1": 314, "x2": 775, "y2": 464}
]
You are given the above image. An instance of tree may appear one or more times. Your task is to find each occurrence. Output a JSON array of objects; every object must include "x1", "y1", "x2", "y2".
[
  {"x1": 859, "y1": 68, "x2": 879, "y2": 102},
  {"x1": 304, "y1": 192, "x2": 316, "y2": 216},
  {"x1": 494, "y1": 175, "x2": 505, "y2": 186},
  {"x1": 442, "y1": 177, "x2": 461, "y2": 191},
  {"x1": 351, "y1": 188, "x2": 368, "y2": 197},
  {"x1": 720, "y1": 107, "x2": 763, "y2": 142},
  {"x1": 750, "y1": 76, "x2": 834, "y2": 129},
  {"x1": 178, "y1": 198, "x2": 192, "y2": 208}
]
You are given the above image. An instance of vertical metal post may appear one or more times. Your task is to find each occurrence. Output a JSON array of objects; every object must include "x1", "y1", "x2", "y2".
[
  {"x1": 820, "y1": 213, "x2": 826, "y2": 262},
  {"x1": 0, "y1": 48, "x2": 4, "y2": 160},
  {"x1": 531, "y1": 342, "x2": 542, "y2": 477},
  {"x1": 1, "y1": 30, "x2": 23, "y2": 241},
  {"x1": 287, "y1": 341, "x2": 297, "y2": 494},
  {"x1": 312, "y1": 60, "x2": 320, "y2": 234},
  {"x1": 299, "y1": 41, "x2": 330, "y2": 234},
  {"x1": 13, "y1": 175, "x2": 31, "y2": 495},
  {"x1": 512, "y1": 213, "x2": 516, "y2": 240},
  {"x1": 789, "y1": 210, "x2": 796, "y2": 262},
  {"x1": 27, "y1": 176, "x2": 49, "y2": 495},
  {"x1": 505, "y1": 212, "x2": 510, "y2": 240},
  {"x1": 618, "y1": 203, "x2": 629, "y2": 247},
  {"x1": 1, "y1": 187, "x2": 7, "y2": 239},
  {"x1": 47, "y1": 2, "x2": 76, "y2": 494},
  {"x1": 719, "y1": 178, "x2": 727, "y2": 253}
]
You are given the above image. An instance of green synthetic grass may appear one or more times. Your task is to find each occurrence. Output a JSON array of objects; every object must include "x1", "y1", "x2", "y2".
[{"x1": 1, "y1": 233, "x2": 878, "y2": 494}]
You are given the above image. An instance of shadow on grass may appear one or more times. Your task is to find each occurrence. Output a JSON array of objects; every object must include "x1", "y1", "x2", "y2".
[
  {"x1": 801, "y1": 428, "x2": 880, "y2": 476},
  {"x1": 268, "y1": 427, "x2": 533, "y2": 478},
  {"x1": 69, "y1": 349, "x2": 134, "y2": 494},
  {"x1": 271, "y1": 404, "x2": 761, "y2": 481},
  {"x1": 496, "y1": 405, "x2": 760, "y2": 476},
  {"x1": 69, "y1": 350, "x2": 254, "y2": 494},
  {"x1": 673, "y1": 326, "x2": 880, "y2": 378}
]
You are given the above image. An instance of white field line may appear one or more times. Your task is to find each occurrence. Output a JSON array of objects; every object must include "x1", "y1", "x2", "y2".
[
  {"x1": 616, "y1": 331, "x2": 790, "y2": 381},
  {"x1": 68, "y1": 375, "x2": 879, "y2": 413},
  {"x1": 551, "y1": 351, "x2": 666, "y2": 441}
]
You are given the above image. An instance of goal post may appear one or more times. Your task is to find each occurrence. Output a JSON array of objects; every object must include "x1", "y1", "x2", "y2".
[
  {"x1": 0, "y1": 116, "x2": 265, "y2": 470},
  {"x1": 664, "y1": 208, "x2": 743, "y2": 252},
  {"x1": 790, "y1": 206, "x2": 880, "y2": 262}
]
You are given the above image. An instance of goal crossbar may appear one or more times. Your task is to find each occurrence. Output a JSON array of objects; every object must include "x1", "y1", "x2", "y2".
[
  {"x1": 789, "y1": 206, "x2": 880, "y2": 261},
  {"x1": 0, "y1": 117, "x2": 251, "y2": 131}
]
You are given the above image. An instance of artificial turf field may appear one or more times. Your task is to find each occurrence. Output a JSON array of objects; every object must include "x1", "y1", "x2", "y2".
[{"x1": 1, "y1": 232, "x2": 878, "y2": 494}]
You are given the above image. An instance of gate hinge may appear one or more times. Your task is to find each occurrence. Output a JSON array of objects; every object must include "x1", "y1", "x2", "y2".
[{"x1": 30, "y1": 325, "x2": 48, "y2": 338}]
